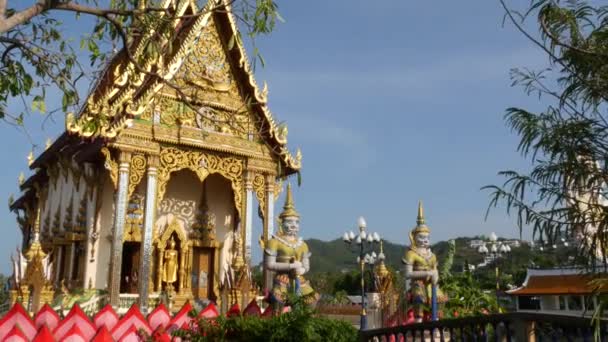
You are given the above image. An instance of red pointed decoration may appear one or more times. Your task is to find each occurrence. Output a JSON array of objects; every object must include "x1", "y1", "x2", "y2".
[
  {"x1": 242, "y1": 300, "x2": 261, "y2": 317},
  {"x1": 4, "y1": 325, "x2": 28, "y2": 342},
  {"x1": 91, "y1": 326, "x2": 114, "y2": 342},
  {"x1": 147, "y1": 303, "x2": 170, "y2": 331},
  {"x1": 152, "y1": 326, "x2": 171, "y2": 342},
  {"x1": 93, "y1": 304, "x2": 119, "y2": 331},
  {"x1": 0, "y1": 302, "x2": 36, "y2": 340},
  {"x1": 197, "y1": 303, "x2": 219, "y2": 319},
  {"x1": 110, "y1": 304, "x2": 151, "y2": 340},
  {"x1": 53, "y1": 304, "x2": 96, "y2": 341},
  {"x1": 226, "y1": 303, "x2": 240, "y2": 317},
  {"x1": 34, "y1": 304, "x2": 60, "y2": 331},
  {"x1": 167, "y1": 302, "x2": 192, "y2": 333},
  {"x1": 32, "y1": 325, "x2": 55, "y2": 342},
  {"x1": 116, "y1": 324, "x2": 140, "y2": 342},
  {"x1": 62, "y1": 324, "x2": 87, "y2": 342}
]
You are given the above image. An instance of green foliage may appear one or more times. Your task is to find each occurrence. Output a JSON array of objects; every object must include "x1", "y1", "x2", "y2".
[
  {"x1": 0, "y1": 0, "x2": 281, "y2": 128},
  {"x1": 171, "y1": 298, "x2": 357, "y2": 342},
  {"x1": 440, "y1": 272, "x2": 501, "y2": 318},
  {"x1": 486, "y1": 0, "x2": 608, "y2": 270}
]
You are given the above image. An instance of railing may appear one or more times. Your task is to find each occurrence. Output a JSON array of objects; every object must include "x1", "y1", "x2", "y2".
[
  {"x1": 118, "y1": 294, "x2": 139, "y2": 314},
  {"x1": 359, "y1": 312, "x2": 608, "y2": 342},
  {"x1": 80, "y1": 294, "x2": 108, "y2": 317},
  {"x1": 0, "y1": 302, "x2": 10, "y2": 316}
]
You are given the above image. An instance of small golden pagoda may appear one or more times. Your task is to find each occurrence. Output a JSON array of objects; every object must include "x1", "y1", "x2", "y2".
[{"x1": 10, "y1": 0, "x2": 300, "y2": 312}]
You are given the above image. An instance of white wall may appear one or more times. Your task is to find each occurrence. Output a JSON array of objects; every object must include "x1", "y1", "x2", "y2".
[{"x1": 93, "y1": 173, "x2": 114, "y2": 289}]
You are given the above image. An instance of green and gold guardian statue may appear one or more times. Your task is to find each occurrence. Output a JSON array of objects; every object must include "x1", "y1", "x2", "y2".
[
  {"x1": 263, "y1": 184, "x2": 319, "y2": 307},
  {"x1": 402, "y1": 202, "x2": 448, "y2": 322}
]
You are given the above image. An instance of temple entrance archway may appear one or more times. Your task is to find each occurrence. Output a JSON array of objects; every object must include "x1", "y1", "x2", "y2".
[{"x1": 120, "y1": 242, "x2": 140, "y2": 293}]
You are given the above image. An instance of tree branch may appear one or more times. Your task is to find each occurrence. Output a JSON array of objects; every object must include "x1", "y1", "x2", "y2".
[
  {"x1": 0, "y1": 1, "x2": 45, "y2": 34},
  {"x1": 0, "y1": 0, "x2": 7, "y2": 20}
]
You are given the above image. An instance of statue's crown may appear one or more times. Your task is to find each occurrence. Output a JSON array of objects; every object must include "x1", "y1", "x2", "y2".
[
  {"x1": 411, "y1": 200, "x2": 430, "y2": 235},
  {"x1": 279, "y1": 183, "x2": 299, "y2": 218},
  {"x1": 409, "y1": 201, "x2": 431, "y2": 247}
]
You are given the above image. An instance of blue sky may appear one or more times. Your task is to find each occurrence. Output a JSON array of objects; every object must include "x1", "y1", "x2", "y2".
[{"x1": 0, "y1": 0, "x2": 549, "y2": 272}]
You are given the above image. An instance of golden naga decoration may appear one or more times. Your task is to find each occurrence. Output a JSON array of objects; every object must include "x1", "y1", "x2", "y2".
[
  {"x1": 127, "y1": 154, "x2": 147, "y2": 200},
  {"x1": 45, "y1": 138, "x2": 52, "y2": 150},
  {"x1": 252, "y1": 173, "x2": 266, "y2": 218},
  {"x1": 100, "y1": 147, "x2": 119, "y2": 189},
  {"x1": 27, "y1": 151, "x2": 34, "y2": 166},
  {"x1": 18, "y1": 172, "x2": 25, "y2": 186}
]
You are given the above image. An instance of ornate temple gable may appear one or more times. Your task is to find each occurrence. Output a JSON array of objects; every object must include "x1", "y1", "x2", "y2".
[
  {"x1": 142, "y1": 15, "x2": 253, "y2": 139},
  {"x1": 63, "y1": 0, "x2": 301, "y2": 175}
]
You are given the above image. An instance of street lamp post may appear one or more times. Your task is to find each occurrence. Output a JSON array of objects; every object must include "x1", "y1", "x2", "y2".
[{"x1": 343, "y1": 216, "x2": 381, "y2": 331}]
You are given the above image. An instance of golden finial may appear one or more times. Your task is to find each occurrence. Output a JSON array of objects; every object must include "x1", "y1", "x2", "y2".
[
  {"x1": 417, "y1": 200, "x2": 425, "y2": 225},
  {"x1": 409, "y1": 201, "x2": 431, "y2": 247},
  {"x1": 45, "y1": 138, "x2": 52, "y2": 150},
  {"x1": 376, "y1": 240, "x2": 389, "y2": 277},
  {"x1": 279, "y1": 183, "x2": 299, "y2": 218},
  {"x1": 18, "y1": 172, "x2": 25, "y2": 186},
  {"x1": 27, "y1": 151, "x2": 34, "y2": 166}
]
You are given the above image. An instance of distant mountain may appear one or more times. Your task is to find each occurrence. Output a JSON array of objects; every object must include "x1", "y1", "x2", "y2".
[{"x1": 306, "y1": 236, "x2": 523, "y2": 275}]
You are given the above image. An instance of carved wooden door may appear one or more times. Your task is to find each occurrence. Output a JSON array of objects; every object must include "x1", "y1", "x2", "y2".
[{"x1": 192, "y1": 248, "x2": 214, "y2": 300}]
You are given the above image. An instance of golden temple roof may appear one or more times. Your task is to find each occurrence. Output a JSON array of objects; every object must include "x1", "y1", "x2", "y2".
[{"x1": 63, "y1": 0, "x2": 300, "y2": 173}]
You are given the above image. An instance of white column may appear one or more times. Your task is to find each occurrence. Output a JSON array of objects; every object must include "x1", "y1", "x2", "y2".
[
  {"x1": 138, "y1": 156, "x2": 158, "y2": 313},
  {"x1": 66, "y1": 243, "x2": 75, "y2": 285},
  {"x1": 244, "y1": 173, "x2": 254, "y2": 260},
  {"x1": 54, "y1": 247, "x2": 63, "y2": 286},
  {"x1": 83, "y1": 185, "x2": 97, "y2": 289},
  {"x1": 109, "y1": 151, "x2": 131, "y2": 308},
  {"x1": 263, "y1": 175, "x2": 275, "y2": 291}
]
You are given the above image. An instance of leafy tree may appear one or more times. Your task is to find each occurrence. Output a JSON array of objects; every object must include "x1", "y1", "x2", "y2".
[
  {"x1": 0, "y1": 0, "x2": 281, "y2": 130},
  {"x1": 485, "y1": 0, "x2": 608, "y2": 270}
]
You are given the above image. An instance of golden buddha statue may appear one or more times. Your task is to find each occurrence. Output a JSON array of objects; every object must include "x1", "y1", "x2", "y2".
[
  {"x1": 402, "y1": 201, "x2": 447, "y2": 322},
  {"x1": 162, "y1": 237, "x2": 178, "y2": 289},
  {"x1": 264, "y1": 184, "x2": 318, "y2": 306}
]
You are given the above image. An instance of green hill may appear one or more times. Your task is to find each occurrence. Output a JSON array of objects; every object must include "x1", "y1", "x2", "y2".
[
  {"x1": 305, "y1": 235, "x2": 576, "y2": 295},
  {"x1": 307, "y1": 236, "x2": 489, "y2": 275}
]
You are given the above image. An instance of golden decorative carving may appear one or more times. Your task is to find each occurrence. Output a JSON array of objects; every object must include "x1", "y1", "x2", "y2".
[
  {"x1": 128, "y1": 154, "x2": 147, "y2": 200},
  {"x1": 191, "y1": 184, "x2": 216, "y2": 244},
  {"x1": 274, "y1": 178, "x2": 283, "y2": 201},
  {"x1": 52, "y1": 205, "x2": 61, "y2": 234},
  {"x1": 123, "y1": 195, "x2": 144, "y2": 242},
  {"x1": 74, "y1": 196, "x2": 87, "y2": 233},
  {"x1": 101, "y1": 147, "x2": 118, "y2": 189},
  {"x1": 63, "y1": 196, "x2": 74, "y2": 232},
  {"x1": 252, "y1": 173, "x2": 266, "y2": 218},
  {"x1": 156, "y1": 147, "x2": 244, "y2": 218}
]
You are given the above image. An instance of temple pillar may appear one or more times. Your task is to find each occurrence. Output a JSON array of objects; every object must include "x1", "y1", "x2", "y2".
[
  {"x1": 156, "y1": 247, "x2": 164, "y2": 292},
  {"x1": 83, "y1": 185, "x2": 97, "y2": 289},
  {"x1": 54, "y1": 246, "x2": 63, "y2": 286},
  {"x1": 265, "y1": 175, "x2": 275, "y2": 239},
  {"x1": 109, "y1": 151, "x2": 131, "y2": 308},
  {"x1": 263, "y1": 175, "x2": 275, "y2": 290},
  {"x1": 66, "y1": 242, "x2": 75, "y2": 287},
  {"x1": 138, "y1": 155, "x2": 158, "y2": 313},
  {"x1": 244, "y1": 172, "x2": 254, "y2": 260}
]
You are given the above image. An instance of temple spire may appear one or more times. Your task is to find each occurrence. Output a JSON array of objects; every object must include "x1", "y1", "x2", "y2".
[{"x1": 416, "y1": 200, "x2": 425, "y2": 226}]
